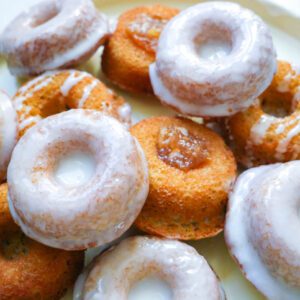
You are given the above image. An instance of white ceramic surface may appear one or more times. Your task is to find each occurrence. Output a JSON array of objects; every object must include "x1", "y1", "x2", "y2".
[{"x1": 0, "y1": 1, "x2": 299, "y2": 299}]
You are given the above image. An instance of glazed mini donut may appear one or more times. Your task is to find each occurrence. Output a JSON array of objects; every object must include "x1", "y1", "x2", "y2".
[
  {"x1": 150, "y1": 1, "x2": 276, "y2": 117},
  {"x1": 102, "y1": 5, "x2": 179, "y2": 94},
  {"x1": 0, "y1": 0, "x2": 109, "y2": 76},
  {"x1": 225, "y1": 161, "x2": 300, "y2": 299},
  {"x1": 0, "y1": 183, "x2": 84, "y2": 300},
  {"x1": 13, "y1": 70, "x2": 131, "y2": 137},
  {"x1": 0, "y1": 91, "x2": 17, "y2": 182},
  {"x1": 225, "y1": 60, "x2": 300, "y2": 167},
  {"x1": 74, "y1": 236, "x2": 225, "y2": 300},
  {"x1": 7, "y1": 109, "x2": 149, "y2": 250},
  {"x1": 131, "y1": 116, "x2": 236, "y2": 240}
]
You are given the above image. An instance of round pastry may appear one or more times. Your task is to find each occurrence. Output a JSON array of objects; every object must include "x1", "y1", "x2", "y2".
[
  {"x1": 74, "y1": 236, "x2": 225, "y2": 300},
  {"x1": 150, "y1": 1, "x2": 276, "y2": 117},
  {"x1": 225, "y1": 161, "x2": 300, "y2": 299},
  {"x1": 0, "y1": 183, "x2": 84, "y2": 300},
  {"x1": 0, "y1": 91, "x2": 17, "y2": 183},
  {"x1": 102, "y1": 5, "x2": 179, "y2": 94},
  {"x1": 7, "y1": 109, "x2": 149, "y2": 250},
  {"x1": 13, "y1": 70, "x2": 131, "y2": 137},
  {"x1": 0, "y1": 0, "x2": 109, "y2": 76},
  {"x1": 131, "y1": 116, "x2": 236, "y2": 240},
  {"x1": 225, "y1": 60, "x2": 300, "y2": 167}
]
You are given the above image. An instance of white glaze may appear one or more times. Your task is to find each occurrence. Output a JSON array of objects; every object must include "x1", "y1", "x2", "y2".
[
  {"x1": 225, "y1": 162, "x2": 300, "y2": 299},
  {"x1": 54, "y1": 151, "x2": 95, "y2": 188},
  {"x1": 7, "y1": 110, "x2": 148, "y2": 250},
  {"x1": 76, "y1": 236, "x2": 225, "y2": 300},
  {"x1": 78, "y1": 80, "x2": 98, "y2": 108},
  {"x1": 0, "y1": 0, "x2": 110, "y2": 75},
  {"x1": 60, "y1": 71, "x2": 91, "y2": 96},
  {"x1": 129, "y1": 276, "x2": 173, "y2": 300},
  {"x1": 150, "y1": 1, "x2": 276, "y2": 117},
  {"x1": 118, "y1": 103, "x2": 132, "y2": 127},
  {"x1": 276, "y1": 72, "x2": 293, "y2": 92},
  {"x1": 0, "y1": 90, "x2": 17, "y2": 181},
  {"x1": 149, "y1": 64, "x2": 256, "y2": 117},
  {"x1": 198, "y1": 40, "x2": 231, "y2": 61},
  {"x1": 250, "y1": 113, "x2": 276, "y2": 145},
  {"x1": 275, "y1": 121, "x2": 300, "y2": 159},
  {"x1": 18, "y1": 115, "x2": 41, "y2": 130},
  {"x1": 14, "y1": 74, "x2": 54, "y2": 111},
  {"x1": 13, "y1": 70, "x2": 132, "y2": 129}
]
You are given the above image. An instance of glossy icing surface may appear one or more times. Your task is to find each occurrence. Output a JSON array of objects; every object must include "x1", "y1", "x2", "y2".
[
  {"x1": 0, "y1": 0, "x2": 299, "y2": 299},
  {"x1": 225, "y1": 162, "x2": 300, "y2": 299},
  {"x1": 7, "y1": 110, "x2": 149, "y2": 250},
  {"x1": 0, "y1": 90, "x2": 17, "y2": 181},
  {"x1": 150, "y1": 1, "x2": 276, "y2": 117},
  {"x1": 0, "y1": 0, "x2": 110, "y2": 75},
  {"x1": 76, "y1": 236, "x2": 225, "y2": 300}
]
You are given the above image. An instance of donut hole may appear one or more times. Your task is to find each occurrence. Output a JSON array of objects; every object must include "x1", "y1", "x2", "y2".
[
  {"x1": 195, "y1": 23, "x2": 233, "y2": 61},
  {"x1": 157, "y1": 126, "x2": 210, "y2": 171},
  {"x1": 40, "y1": 96, "x2": 68, "y2": 118},
  {"x1": 33, "y1": 140, "x2": 97, "y2": 188},
  {"x1": 129, "y1": 276, "x2": 173, "y2": 300},
  {"x1": 54, "y1": 151, "x2": 96, "y2": 188},
  {"x1": 261, "y1": 92, "x2": 293, "y2": 118},
  {"x1": 31, "y1": 5, "x2": 60, "y2": 28}
]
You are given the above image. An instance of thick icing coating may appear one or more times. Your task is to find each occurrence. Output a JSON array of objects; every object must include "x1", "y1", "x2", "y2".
[
  {"x1": 7, "y1": 110, "x2": 149, "y2": 250},
  {"x1": 0, "y1": 91, "x2": 17, "y2": 182},
  {"x1": 0, "y1": 0, "x2": 109, "y2": 75},
  {"x1": 225, "y1": 162, "x2": 300, "y2": 299},
  {"x1": 150, "y1": 1, "x2": 276, "y2": 117},
  {"x1": 75, "y1": 236, "x2": 225, "y2": 300},
  {"x1": 13, "y1": 70, "x2": 131, "y2": 137}
]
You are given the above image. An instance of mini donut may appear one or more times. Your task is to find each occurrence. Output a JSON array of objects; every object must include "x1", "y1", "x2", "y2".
[
  {"x1": 131, "y1": 116, "x2": 236, "y2": 240},
  {"x1": 74, "y1": 236, "x2": 225, "y2": 300},
  {"x1": 0, "y1": 183, "x2": 84, "y2": 300},
  {"x1": 0, "y1": 91, "x2": 17, "y2": 182},
  {"x1": 0, "y1": 0, "x2": 109, "y2": 76},
  {"x1": 225, "y1": 60, "x2": 300, "y2": 167},
  {"x1": 7, "y1": 109, "x2": 149, "y2": 250},
  {"x1": 150, "y1": 1, "x2": 276, "y2": 117},
  {"x1": 13, "y1": 70, "x2": 131, "y2": 137},
  {"x1": 225, "y1": 161, "x2": 300, "y2": 299},
  {"x1": 102, "y1": 5, "x2": 179, "y2": 94}
]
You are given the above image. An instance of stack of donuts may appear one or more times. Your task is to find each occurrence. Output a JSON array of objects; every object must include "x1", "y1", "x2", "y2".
[{"x1": 0, "y1": 0, "x2": 299, "y2": 299}]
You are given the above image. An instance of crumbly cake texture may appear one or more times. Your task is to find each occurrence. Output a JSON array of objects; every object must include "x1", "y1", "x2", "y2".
[
  {"x1": 102, "y1": 4, "x2": 179, "y2": 94},
  {"x1": 0, "y1": 183, "x2": 84, "y2": 300},
  {"x1": 131, "y1": 116, "x2": 236, "y2": 240}
]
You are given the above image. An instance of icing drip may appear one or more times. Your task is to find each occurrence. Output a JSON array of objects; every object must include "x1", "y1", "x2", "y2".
[
  {"x1": 60, "y1": 71, "x2": 90, "y2": 96},
  {"x1": 78, "y1": 80, "x2": 98, "y2": 108}
]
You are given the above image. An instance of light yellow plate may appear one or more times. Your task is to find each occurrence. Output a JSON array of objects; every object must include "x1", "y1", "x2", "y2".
[{"x1": 0, "y1": 1, "x2": 300, "y2": 299}]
